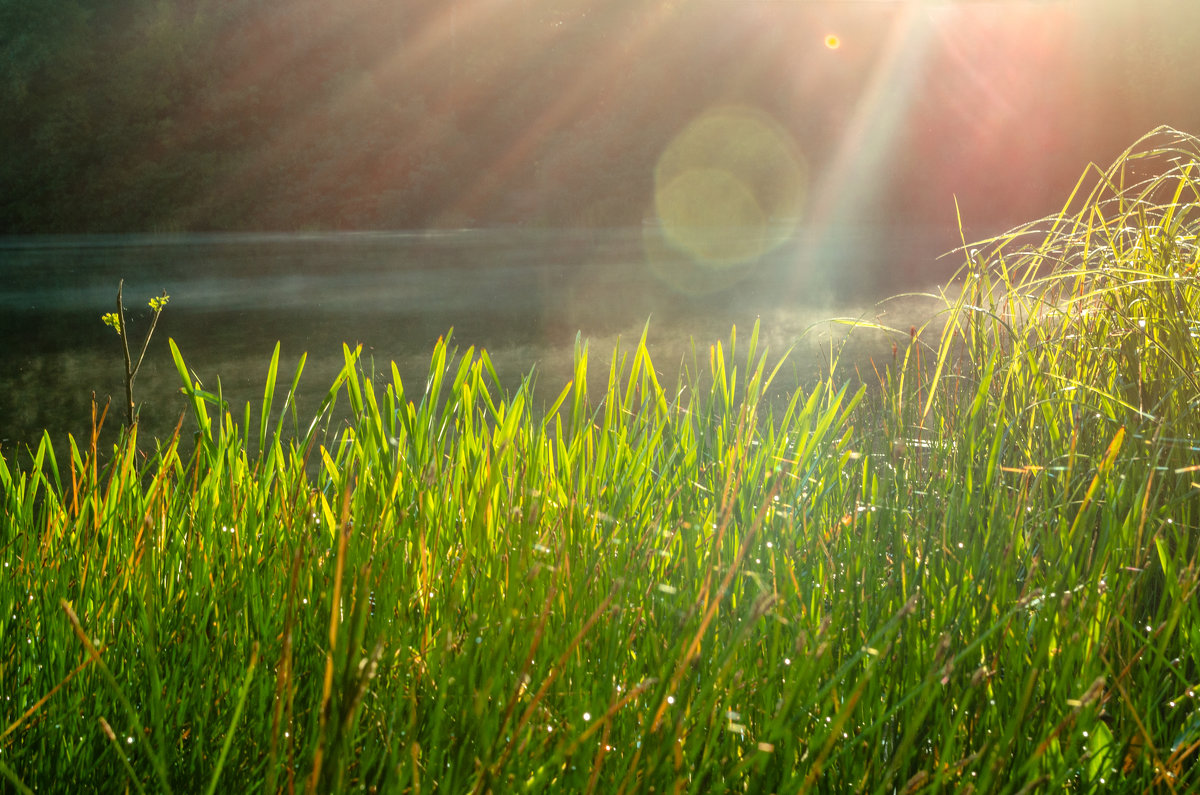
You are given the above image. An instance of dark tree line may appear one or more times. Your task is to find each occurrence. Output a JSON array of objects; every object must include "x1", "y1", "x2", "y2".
[
  {"x1": 2, "y1": 0, "x2": 1198, "y2": 234},
  {"x1": 1, "y1": 0, "x2": 704, "y2": 232}
]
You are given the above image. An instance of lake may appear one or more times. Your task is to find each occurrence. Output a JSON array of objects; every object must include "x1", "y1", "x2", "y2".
[{"x1": 0, "y1": 226, "x2": 955, "y2": 459}]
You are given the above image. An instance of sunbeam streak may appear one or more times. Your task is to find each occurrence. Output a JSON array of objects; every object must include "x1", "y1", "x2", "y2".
[{"x1": 796, "y1": 4, "x2": 930, "y2": 293}]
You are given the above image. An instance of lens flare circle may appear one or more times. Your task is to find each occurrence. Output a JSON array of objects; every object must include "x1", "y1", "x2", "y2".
[
  {"x1": 824, "y1": 34, "x2": 841, "y2": 50},
  {"x1": 652, "y1": 106, "x2": 807, "y2": 271}
]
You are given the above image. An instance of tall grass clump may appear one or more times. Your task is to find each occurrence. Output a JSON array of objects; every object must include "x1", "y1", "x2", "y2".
[
  {"x1": 845, "y1": 125, "x2": 1200, "y2": 791},
  {"x1": 2, "y1": 127, "x2": 1200, "y2": 793}
]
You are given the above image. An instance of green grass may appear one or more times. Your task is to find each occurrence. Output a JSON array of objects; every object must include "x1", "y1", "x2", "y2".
[{"x1": 3, "y1": 126, "x2": 1200, "y2": 793}]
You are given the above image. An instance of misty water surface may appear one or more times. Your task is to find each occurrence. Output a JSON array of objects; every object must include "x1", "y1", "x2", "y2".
[{"x1": 0, "y1": 227, "x2": 954, "y2": 458}]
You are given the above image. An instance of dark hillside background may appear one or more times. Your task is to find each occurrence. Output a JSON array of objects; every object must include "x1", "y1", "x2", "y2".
[{"x1": 2, "y1": 0, "x2": 1198, "y2": 238}]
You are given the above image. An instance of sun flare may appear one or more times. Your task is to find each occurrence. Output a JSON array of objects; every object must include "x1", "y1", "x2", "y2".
[{"x1": 652, "y1": 106, "x2": 808, "y2": 273}]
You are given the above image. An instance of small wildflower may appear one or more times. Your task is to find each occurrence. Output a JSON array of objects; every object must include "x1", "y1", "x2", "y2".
[
  {"x1": 148, "y1": 294, "x2": 170, "y2": 312},
  {"x1": 101, "y1": 312, "x2": 121, "y2": 332}
]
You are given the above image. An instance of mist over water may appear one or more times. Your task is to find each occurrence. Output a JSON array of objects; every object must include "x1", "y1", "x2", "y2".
[{"x1": 0, "y1": 228, "x2": 956, "y2": 458}]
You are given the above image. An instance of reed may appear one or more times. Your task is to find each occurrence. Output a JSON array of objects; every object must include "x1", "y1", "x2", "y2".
[{"x1": 2, "y1": 128, "x2": 1199, "y2": 793}]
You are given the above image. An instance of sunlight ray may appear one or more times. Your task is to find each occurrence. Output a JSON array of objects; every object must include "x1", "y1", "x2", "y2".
[
  {"x1": 441, "y1": 4, "x2": 684, "y2": 225},
  {"x1": 796, "y1": 3, "x2": 930, "y2": 291}
]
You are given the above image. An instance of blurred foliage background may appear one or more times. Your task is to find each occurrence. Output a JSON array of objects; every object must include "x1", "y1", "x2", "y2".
[{"x1": 2, "y1": 0, "x2": 1198, "y2": 235}]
